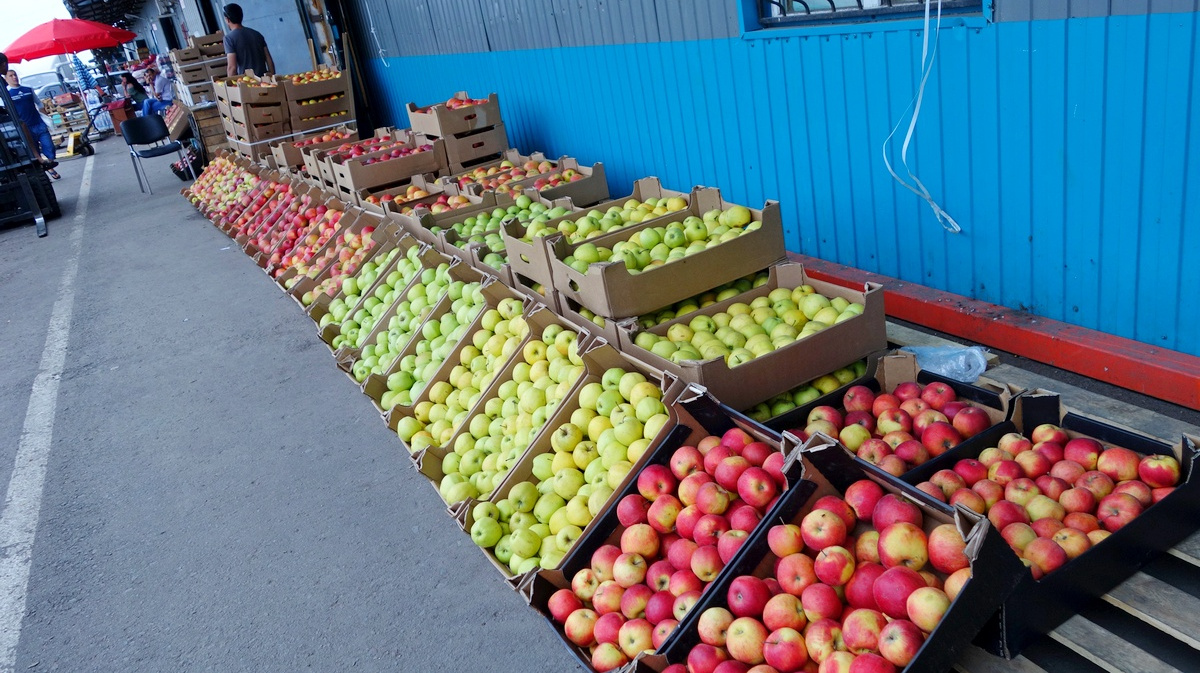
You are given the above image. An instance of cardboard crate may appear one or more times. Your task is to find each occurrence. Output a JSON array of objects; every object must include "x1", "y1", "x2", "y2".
[
  {"x1": 228, "y1": 101, "x2": 287, "y2": 126},
  {"x1": 461, "y1": 157, "x2": 609, "y2": 209},
  {"x1": 214, "y1": 76, "x2": 286, "y2": 105},
  {"x1": 243, "y1": 187, "x2": 335, "y2": 265},
  {"x1": 407, "y1": 92, "x2": 502, "y2": 138},
  {"x1": 523, "y1": 389, "x2": 813, "y2": 666},
  {"x1": 356, "y1": 173, "x2": 443, "y2": 215},
  {"x1": 502, "y1": 178, "x2": 689, "y2": 290},
  {"x1": 916, "y1": 391, "x2": 1200, "y2": 658},
  {"x1": 301, "y1": 127, "x2": 391, "y2": 187},
  {"x1": 269, "y1": 126, "x2": 357, "y2": 170},
  {"x1": 281, "y1": 67, "x2": 351, "y2": 102},
  {"x1": 169, "y1": 46, "x2": 201, "y2": 63},
  {"x1": 285, "y1": 211, "x2": 389, "y2": 310},
  {"x1": 289, "y1": 92, "x2": 352, "y2": 122},
  {"x1": 441, "y1": 123, "x2": 509, "y2": 168},
  {"x1": 445, "y1": 341, "x2": 683, "y2": 583},
  {"x1": 176, "y1": 62, "x2": 212, "y2": 85},
  {"x1": 548, "y1": 188, "x2": 786, "y2": 320},
  {"x1": 290, "y1": 111, "x2": 354, "y2": 134},
  {"x1": 362, "y1": 278, "x2": 516, "y2": 416},
  {"x1": 331, "y1": 136, "x2": 448, "y2": 203},
  {"x1": 189, "y1": 31, "x2": 225, "y2": 55},
  {"x1": 621, "y1": 432, "x2": 1027, "y2": 673},
  {"x1": 439, "y1": 149, "x2": 553, "y2": 188},
  {"x1": 614, "y1": 263, "x2": 887, "y2": 411},
  {"x1": 223, "y1": 116, "x2": 291, "y2": 144},
  {"x1": 273, "y1": 206, "x2": 368, "y2": 290},
  {"x1": 177, "y1": 82, "x2": 217, "y2": 107},
  {"x1": 310, "y1": 232, "x2": 422, "y2": 332}
]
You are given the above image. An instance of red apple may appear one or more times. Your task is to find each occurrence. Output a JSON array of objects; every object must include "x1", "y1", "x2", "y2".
[
  {"x1": 997, "y1": 432, "x2": 1033, "y2": 456},
  {"x1": 653, "y1": 619, "x2": 679, "y2": 649},
  {"x1": 1113, "y1": 480, "x2": 1152, "y2": 508},
  {"x1": 776, "y1": 552, "x2": 818, "y2": 597},
  {"x1": 953, "y1": 459, "x2": 989, "y2": 486},
  {"x1": 877, "y1": 455, "x2": 911, "y2": 477},
  {"x1": 592, "y1": 545, "x2": 622, "y2": 582},
  {"x1": 1097, "y1": 492, "x2": 1143, "y2": 531},
  {"x1": 698, "y1": 606, "x2": 735, "y2": 646},
  {"x1": 1152, "y1": 487, "x2": 1175, "y2": 503},
  {"x1": 731, "y1": 505, "x2": 763, "y2": 533},
  {"x1": 738, "y1": 467, "x2": 779, "y2": 509},
  {"x1": 572, "y1": 568, "x2": 600, "y2": 601},
  {"x1": 892, "y1": 381, "x2": 922, "y2": 401},
  {"x1": 1031, "y1": 518, "x2": 1065, "y2": 538},
  {"x1": 742, "y1": 442, "x2": 775, "y2": 468},
  {"x1": 763, "y1": 451, "x2": 787, "y2": 486},
  {"x1": 875, "y1": 409, "x2": 913, "y2": 436},
  {"x1": 691, "y1": 544, "x2": 725, "y2": 582},
  {"x1": 716, "y1": 456, "x2": 754, "y2": 492},
  {"x1": 617, "y1": 494, "x2": 651, "y2": 527},
  {"x1": 722, "y1": 428, "x2": 755, "y2": 453},
  {"x1": 621, "y1": 583, "x2": 654, "y2": 619},
  {"x1": 1031, "y1": 424, "x2": 1068, "y2": 446},
  {"x1": 813, "y1": 546, "x2": 856, "y2": 586},
  {"x1": 880, "y1": 430, "x2": 915, "y2": 451},
  {"x1": 842, "y1": 608, "x2": 888, "y2": 653},
  {"x1": 1014, "y1": 450, "x2": 1052, "y2": 479},
  {"x1": 1050, "y1": 527, "x2": 1092, "y2": 560},
  {"x1": 987, "y1": 500, "x2": 1030, "y2": 531},
  {"x1": 1062, "y1": 437, "x2": 1102, "y2": 470},
  {"x1": 800, "y1": 583, "x2": 843, "y2": 622},
  {"x1": 916, "y1": 482, "x2": 946, "y2": 503},
  {"x1": 813, "y1": 496, "x2": 857, "y2": 530},
  {"x1": 801, "y1": 509, "x2": 848, "y2": 551},
  {"x1": 1004, "y1": 478, "x2": 1041, "y2": 507},
  {"x1": 855, "y1": 531, "x2": 881, "y2": 564},
  {"x1": 705, "y1": 446, "x2": 737, "y2": 476},
  {"x1": 695, "y1": 514, "x2": 732, "y2": 547},
  {"x1": 921, "y1": 422, "x2": 962, "y2": 457},
  {"x1": 639, "y1": 464, "x2": 678, "y2": 501},
  {"x1": 622, "y1": 523, "x2": 661, "y2": 557},
  {"x1": 894, "y1": 440, "x2": 929, "y2": 467},
  {"x1": 687, "y1": 643, "x2": 729, "y2": 673},
  {"x1": 1035, "y1": 475, "x2": 1070, "y2": 501},
  {"x1": 1001, "y1": 522, "x2": 1037, "y2": 552},
  {"x1": 877, "y1": 522, "x2": 928, "y2": 571},
  {"x1": 727, "y1": 616, "x2": 769, "y2": 665},
  {"x1": 1050, "y1": 460, "x2": 1087, "y2": 484},
  {"x1": 952, "y1": 406, "x2": 991, "y2": 439},
  {"x1": 949, "y1": 489, "x2": 985, "y2": 514},
  {"x1": 919, "y1": 382, "x2": 956, "y2": 411},
  {"x1": 872, "y1": 393, "x2": 901, "y2": 417},
  {"x1": 872, "y1": 494, "x2": 923, "y2": 531},
  {"x1": 669, "y1": 569, "x2": 704, "y2": 597},
  {"x1": 843, "y1": 385, "x2": 876, "y2": 412},
  {"x1": 1138, "y1": 454, "x2": 1181, "y2": 488},
  {"x1": 1023, "y1": 537, "x2": 1068, "y2": 576},
  {"x1": 927, "y1": 523, "x2": 969, "y2": 574},
  {"x1": 905, "y1": 586, "x2": 951, "y2": 632},
  {"x1": 857, "y1": 439, "x2": 893, "y2": 465},
  {"x1": 987, "y1": 460, "x2": 1024, "y2": 486},
  {"x1": 1097, "y1": 447, "x2": 1141, "y2": 482},
  {"x1": 763, "y1": 592, "x2": 807, "y2": 632},
  {"x1": 1033, "y1": 441, "x2": 1065, "y2": 464},
  {"x1": 872, "y1": 566, "x2": 927, "y2": 619},
  {"x1": 698, "y1": 436, "x2": 723, "y2": 456},
  {"x1": 1058, "y1": 486, "x2": 1096, "y2": 513},
  {"x1": 845, "y1": 480, "x2": 884, "y2": 521},
  {"x1": 1025, "y1": 494, "x2": 1066, "y2": 522},
  {"x1": 877, "y1": 619, "x2": 925, "y2": 667},
  {"x1": 944, "y1": 568, "x2": 971, "y2": 601},
  {"x1": 978, "y1": 446, "x2": 1015, "y2": 466},
  {"x1": 729, "y1": 575, "x2": 773, "y2": 619},
  {"x1": 671, "y1": 445, "x2": 705, "y2": 480},
  {"x1": 845, "y1": 562, "x2": 885, "y2": 610},
  {"x1": 676, "y1": 505, "x2": 703, "y2": 541},
  {"x1": 807, "y1": 406, "x2": 844, "y2": 430},
  {"x1": 912, "y1": 409, "x2": 950, "y2": 438},
  {"x1": 613, "y1": 552, "x2": 649, "y2": 588},
  {"x1": 647, "y1": 559, "x2": 675, "y2": 592},
  {"x1": 549, "y1": 588, "x2": 584, "y2": 623},
  {"x1": 593, "y1": 580, "x2": 626, "y2": 615},
  {"x1": 1063, "y1": 512, "x2": 1100, "y2": 533},
  {"x1": 1075, "y1": 470, "x2": 1115, "y2": 500},
  {"x1": 680, "y1": 472, "x2": 716, "y2": 507},
  {"x1": 564, "y1": 607, "x2": 599, "y2": 646},
  {"x1": 971, "y1": 479, "x2": 1004, "y2": 509},
  {"x1": 697, "y1": 482, "x2": 733, "y2": 516},
  {"x1": 719, "y1": 529, "x2": 751, "y2": 565},
  {"x1": 929, "y1": 470, "x2": 966, "y2": 500},
  {"x1": 763, "y1": 626, "x2": 809, "y2": 672},
  {"x1": 674, "y1": 589, "x2": 702, "y2": 621},
  {"x1": 648, "y1": 494, "x2": 683, "y2": 534}
]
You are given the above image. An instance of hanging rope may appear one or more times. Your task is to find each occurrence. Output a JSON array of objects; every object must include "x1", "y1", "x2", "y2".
[{"x1": 363, "y1": 0, "x2": 389, "y2": 67}]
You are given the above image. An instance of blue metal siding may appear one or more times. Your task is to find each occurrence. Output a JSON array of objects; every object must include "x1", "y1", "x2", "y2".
[
  {"x1": 427, "y1": 0, "x2": 491, "y2": 54},
  {"x1": 362, "y1": 13, "x2": 1200, "y2": 356}
]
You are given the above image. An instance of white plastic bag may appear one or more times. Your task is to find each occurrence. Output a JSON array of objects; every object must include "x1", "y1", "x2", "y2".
[{"x1": 900, "y1": 346, "x2": 989, "y2": 383}]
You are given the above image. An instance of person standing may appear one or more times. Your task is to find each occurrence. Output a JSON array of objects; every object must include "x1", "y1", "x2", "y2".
[
  {"x1": 223, "y1": 4, "x2": 274, "y2": 78},
  {"x1": 4, "y1": 69, "x2": 60, "y2": 180}
]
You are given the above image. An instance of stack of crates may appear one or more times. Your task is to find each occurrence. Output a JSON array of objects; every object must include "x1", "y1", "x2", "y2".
[
  {"x1": 169, "y1": 32, "x2": 226, "y2": 107},
  {"x1": 405, "y1": 92, "x2": 508, "y2": 173},
  {"x1": 281, "y1": 66, "x2": 354, "y2": 134},
  {"x1": 214, "y1": 76, "x2": 290, "y2": 160}
]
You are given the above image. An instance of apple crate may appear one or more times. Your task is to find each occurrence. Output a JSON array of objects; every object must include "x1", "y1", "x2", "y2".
[
  {"x1": 208, "y1": 166, "x2": 273, "y2": 232},
  {"x1": 169, "y1": 46, "x2": 201, "y2": 63},
  {"x1": 362, "y1": 275, "x2": 510, "y2": 417},
  {"x1": 272, "y1": 208, "x2": 372, "y2": 292},
  {"x1": 523, "y1": 387, "x2": 811, "y2": 667},
  {"x1": 502, "y1": 177, "x2": 687, "y2": 291},
  {"x1": 448, "y1": 187, "x2": 578, "y2": 282},
  {"x1": 635, "y1": 432, "x2": 1024, "y2": 673},
  {"x1": 281, "y1": 66, "x2": 351, "y2": 103},
  {"x1": 236, "y1": 183, "x2": 327, "y2": 258},
  {"x1": 316, "y1": 240, "x2": 437, "y2": 355},
  {"x1": 407, "y1": 92, "x2": 502, "y2": 138},
  {"x1": 265, "y1": 196, "x2": 354, "y2": 280},
  {"x1": 301, "y1": 127, "x2": 393, "y2": 190},
  {"x1": 332, "y1": 253, "x2": 470, "y2": 374},
  {"x1": 214, "y1": 75, "x2": 286, "y2": 105},
  {"x1": 224, "y1": 172, "x2": 300, "y2": 241},
  {"x1": 614, "y1": 262, "x2": 889, "y2": 411},
  {"x1": 330, "y1": 135, "x2": 448, "y2": 203},
  {"x1": 438, "y1": 149, "x2": 554, "y2": 188},
  {"x1": 551, "y1": 291, "x2": 628, "y2": 348},
  {"x1": 290, "y1": 109, "x2": 355, "y2": 134},
  {"x1": 451, "y1": 341, "x2": 685, "y2": 585},
  {"x1": 441, "y1": 122, "x2": 510, "y2": 168},
  {"x1": 549, "y1": 188, "x2": 786, "y2": 321},
  {"x1": 284, "y1": 211, "x2": 389, "y2": 311},
  {"x1": 308, "y1": 229, "x2": 419, "y2": 324},
  {"x1": 249, "y1": 190, "x2": 346, "y2": 265},
  {"x1": 228, "y1": 101, "x2": 287, "y2": 127},
  {"x1": 465, "y1": 157, "x2": 610, "y2": 209},
  {"x1": 176, "y1": 61, "x2": 213, "y2": 85},
  {"x1": 217, "y1": 168, "x2": 288, "y2": 234},
  {"x1": 911, "y1": 391, "x2": 1200, "y2": 658},
  {"x1": 387, "y1": 184, "x2": 511, "y2": 251},
  {"x1": 188, "y1": 31, "x2": 225, "y2": 56},
  {"x1": 354, "y1": 174, "x2": 440, "y2": 216},
  {"x1": 270, "y1": 126, "x2": 358, "y2": 171}
]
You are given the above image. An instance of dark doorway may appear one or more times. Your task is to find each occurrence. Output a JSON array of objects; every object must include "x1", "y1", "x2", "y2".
[
  {"x1": 198, "y1": 0, "x2": 222, "y2": 35},
  {"x1": 160, "y1": 16, "x2": 183, "y2": 50}
]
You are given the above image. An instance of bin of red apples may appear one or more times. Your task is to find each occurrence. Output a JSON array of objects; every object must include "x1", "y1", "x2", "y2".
[
  {"x1": 406, "y1": 92, "x2": 502, "y2": 138},
  {"x1": 628, "y1": 433, "x2": 1025, "y2": 673},
  {"x1": 789, "y1": 351, "x2": 1012, "y2": 477},
  {"x1": 527, "y1": 390, "x2": 812, "y2": 672},
  {"x1": 906, "y1": 390, "x2": 1200, "y2": 657}
]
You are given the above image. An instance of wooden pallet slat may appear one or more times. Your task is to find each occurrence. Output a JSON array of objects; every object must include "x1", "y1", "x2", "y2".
[
  {"x1": 1050, "y1": 615, "x2": 1182, "y2": 673},
  {"x1": 1102, "y1": 571, "x2": 1200, "y2": 650},
  {"x1": 955, "y1": 645, "x2": 1047, "y2": 673}
]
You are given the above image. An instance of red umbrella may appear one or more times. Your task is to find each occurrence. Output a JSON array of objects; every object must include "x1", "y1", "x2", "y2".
[{"x1": 5, "y1": 18, "x2": 138, "y2": 62}]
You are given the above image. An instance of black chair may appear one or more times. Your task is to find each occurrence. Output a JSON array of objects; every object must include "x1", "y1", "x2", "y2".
[{"x1": 119, "y1": 115, "x2": 195, "y2": 194}]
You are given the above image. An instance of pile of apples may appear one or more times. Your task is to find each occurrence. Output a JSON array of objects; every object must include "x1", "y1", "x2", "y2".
[
  {"x1": 292, "y1": 129, "x2": 353, "y2": 148},
  {"x1": 522, "y1": 197, "x2": 689, "y2": 245},
  {"x1": 186, "y1": 156, "x2": 256, "y2": 214},
  {"x1": 799, "y1": 381, "x2": 995, "y2": 476},
  {"x1": 329, "y1": 247, "x2": 427, "y2": 349},
  {"x1": 520, "y1": 169, "x2": 586, "y2": 194},
  {"x1": 316, "y1": 248, "x2": 400, "y2": 322},
  {"x1": 560, "y1": 206, "x2": 761, "y2": 276},
  {"x1": 393, "y1": 297, "x2": 530, "y2": 448},
  {"x1": 286, "y1": 68, "x2": 342, "y2": 85},
  {"x1": 436, "y1": 194, "x2": 570, "y2": 242},
  {"x1": 299, "y1": 228, "x2": 382, "y2": 306},
  {"x1": 918, "y1": 424, "x2": 1179, "y2": 578},
  {"x1": 744, "y1": 360, "x2": 869, "y2": 423},
  {"x1": 297, "y1": 109, "x2": 351, "y2": 122},
  {"x1": 272, "y1": 209, "x2": 345, "y2": 279},
  {"x1": 456, "y1": 159, "x2": 556, "y2": 192},
  {"x1": 227, "y1": 180, "x2": 290, "y2": 239},
  {"x1": 438, "y1": 327, "x2": 586, "y2": 502},
  {"x1": 443, "y1": 94, "x2": 489, "y2": 110},
  {"x1": 468, "y1": 367, "x2": 668, "y2": 575},
  {"x1": 363, "y1": 183, "x2": 434, "y2": 207},
  {"x1": 251, "y1": 192, "x2": 318, "y2": 260},
  {"x1": 360, "y1": 143, "x2": 434, "y2": 166},
  {"x1": 636, "y1": 271, "x2": 770, "y2": 330},
  {"x1": 664, "y1": 480, "x2": 964, "y2": 673},
  {"x1": 394, "y1": 193, "x2": 475, "y2": 216},
  {"x1": 544, "y1": 427, "x2": 790, "y2": 671},
  {"x1": 224, "y1": 74, "x2": 276, "y2": 87},
  {"x1": 296, "y1": 93, "x2": 346, "y2": 106},
  {"x1": 350, "y1": 263, "x2": 454, "y2": 382},
  {"x1": 631, "y1": 287, "x2": 864, "y2": 368},
  {"x1": 329, "y1": 137, "x2": 406, "y2": 163}
]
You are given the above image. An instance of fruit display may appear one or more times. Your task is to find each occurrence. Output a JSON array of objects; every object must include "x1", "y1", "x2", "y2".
[
  {"x1": 432, "y1": 325, "x2": 587, "y2": 500},
  {"x1": 271, "y1": 208, "x2": 346, "y2": 279},
  {"x1": 314, "y1": 245, "x2": 403, "y2": 322},
  {"x1": 296, "y1": 109, "x2": 351, "y2": 123},
  {"x1": 393, "y1": 192, "x2": 475, "y2": 216},
  {"x1": 910, "y1": 421, "x2": 1181, "y2": 578},
  {"x1": 636, "y1": 271, "x2": 771, "y2": 330},
  {"x1": 292, "y1": 128, "x2": 353, "y2": 148},
  {"x1": 363, "y1": 182, "x2": 435, "y2": 207},
  {"x1": 389, "y1": 295, "x2": 532, "y2": 449},
  {"x1": 248, "y1": 190, "x2": 319, "y2": 259},
  {"x1": 464, "y1": 351, "x2": 669, "y2": 575},
  {"x1": 454, "y1": 159, "x2": 556, "y2": 193},
  {"x1": 348, "y1": 262, "x2": 466, "y2": 382},
  {"x1": 744, "y1": 360, "x2": 869, "y2": 423},
  {"x1": 226, "y1": 180, "x2": 292, "y2": 239},
  {"x1": 284, "y1": 68, "x2": 342, "y2": 85},
  {"x1": 185, "y1": 156, "x2": 258, "y2": 216},
  {"x1": 522, "y1": 196, "x2": 689, "y2": 246},
  {"x1": 631, "y1": 285, "x2": 864, "y2": 368},
  {"x1": 357, "y1": 142, "x2": 434, "y2": 166},
  {"x1": 540, "y1": 415, "x2": 795, "y2": 670},
  {"x1": 796, "y1": 377, "x2": 1002, "y2": 476},
  {"x1": 327, "y1": 136, "x2": 406, "y2": 163},
  {"x1": 295, "y1": 93, "x2": 347, "y2": 107},
  {"x1": 329, "y1": 245, "x2": 431, "y2": 350},
  {"x1": 435, "y1": 193, "x2": 571, "y2": 242},
  {"x1": 221, "y1": 74, "x2": 277, "y2": 87},
  {"x1": 297, "y1": 225, "x2": 383, "y2": 305}
]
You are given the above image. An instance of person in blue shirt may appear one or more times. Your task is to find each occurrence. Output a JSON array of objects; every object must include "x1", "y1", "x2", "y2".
[
  {"x1": 140, "y1": 66, "x2": 175, "y2": 117},
  {"x1": 4, "y1": 69, "x2": 60, "y2": 179}
]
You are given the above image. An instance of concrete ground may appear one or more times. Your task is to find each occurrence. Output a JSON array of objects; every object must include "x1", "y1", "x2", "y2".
[
  {"x1": 0, "y1": 138, "x2": 584, "y2": 671},
  {"x1": 2, "y1": 135, "x2": 1198, "y2": 673}
]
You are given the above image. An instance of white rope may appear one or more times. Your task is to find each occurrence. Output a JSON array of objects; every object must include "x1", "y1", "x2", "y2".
[
  {"x1": 882, "y1": 0, "x2": 962, "y2": 234},
  {"x1": 363, "y1": 0, "x2": 390, "y2": 67}
]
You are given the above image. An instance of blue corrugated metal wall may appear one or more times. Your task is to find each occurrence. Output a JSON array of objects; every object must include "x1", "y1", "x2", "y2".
[{"x1": 355, "y1": 11, "x2": 1200, "y2": 357}]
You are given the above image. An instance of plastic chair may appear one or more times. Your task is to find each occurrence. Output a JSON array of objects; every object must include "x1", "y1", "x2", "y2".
[{"x1": 119, "y1": 115, "x2": 194, "y2": 194}]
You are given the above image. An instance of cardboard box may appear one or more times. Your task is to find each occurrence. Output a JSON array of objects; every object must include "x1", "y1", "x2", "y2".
[
  {"x1": 189, "y1": 31, "x2": 225, "y2": 56},
  {"x1": 500, "y1": 177, "x2": 682, "y2": 291},
  {"x1": 169, "y1": 46, "x2": 201, "y2": 63},
  {"x1": 331, "y1": 135, "x2": 448, "y2": 203},
  {"x1": 260, "y1": 193, "x2": 350, "y2": 274},
  {"x1": 438, "y1": 149, "x2": 553, "y2": 189},
  {"x1": 285, "y1": 211, "x2": 388, "y2": 310},
  {"x1": 622, "y1": 432, "x2": 1027, "y2": 673},
  {"x1": 216, "y1": 167, "x2": 288, "y2": 235},
  {"x1": 387, "y1": 183, "x2": 509, "y2": 250},
  {"x1": 236, "y1": 183, "x2": 328, "y2": 256},
  {"x1": 176, "y1": 62, "x2": 212, "y2": 85},
  {"x1": 933, "y1": 392, "x2": 1200, "y2": 658},
  {"x1": 332, "y1": 248, "x2": 457, "y2": 368},
  {"x1": 551, "y1": 291, "x2": 624, "y2": 347},
  {"x1": 355, "y1": 173, "x2": 441, "y2": 216},
  {"x1": 289, "y1": 93, "x2": 351, "y2": 122},
  {"x1": 407, "y1": 92, "x2": 502, "y2": 138},
  {"x1": 270, "y1": 126, "x2": 357, "y2": 170},
  {"x1": 614, "y1": 263, "x2": 887, "y2": 411},
  {"x1": 310, "y1": 234, "x2": 424, "y2": 341},
  {"x1": 281, "y1": 67, "x2": 351, "y2": 103},
  {"x1": 214, "y1": 76, "x2": 286, "y2": 105},
  {"x1": 301, "y1": 128, "x2": 392, "y2": 188},
  {"x1": 227, "y1": 101, "x2": 287, "y2": 126},
  {"x1": 548, "y1": 189, "x2": 786, "y2": 320},
  {"x1": 464, "y1": 157, "x2": 610, "y2": 209},
  {"x1": 272, "y1": 206, "x2": 364, "y2": 290},
  {"x1": 441, "y1": 123, "x2": 510, "y2": 168},
  {"x1": 449, "y1": 340, "x2": 683, "y2": 584},
  {"x1": 363, "y1": 279, "x2": 519, "y2": 416},
  {"x1": 523, "y1": 388, "x2": 812, "y2": 664}
]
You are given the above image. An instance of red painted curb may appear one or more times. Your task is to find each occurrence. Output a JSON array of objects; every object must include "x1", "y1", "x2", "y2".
[{"x1": 790, "y1": 254, "x2": 1200, "y2": 412}]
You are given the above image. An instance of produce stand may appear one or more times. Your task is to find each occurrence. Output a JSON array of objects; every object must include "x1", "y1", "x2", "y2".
[{"x1": 179, "y1": 88, "x2": 1200, "y2": 673}]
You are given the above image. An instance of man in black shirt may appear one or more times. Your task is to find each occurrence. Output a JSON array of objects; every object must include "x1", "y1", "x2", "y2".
[{"x1": 223, "y1": 4, "x2": 274, "y2": 78}]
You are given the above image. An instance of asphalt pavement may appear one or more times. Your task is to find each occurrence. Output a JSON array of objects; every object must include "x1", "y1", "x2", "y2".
[{"x1": 0, "y1": 138, "x2": 585, "y2": 671}]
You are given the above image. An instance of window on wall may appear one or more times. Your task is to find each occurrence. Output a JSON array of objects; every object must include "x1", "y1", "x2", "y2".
[{"x1": 758, "y1": 0, "x2": 981, "y2": 28}]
